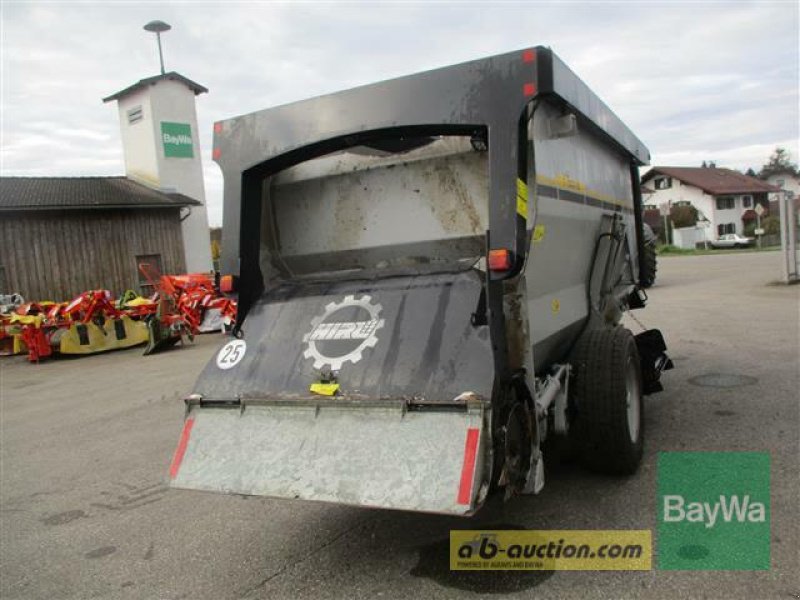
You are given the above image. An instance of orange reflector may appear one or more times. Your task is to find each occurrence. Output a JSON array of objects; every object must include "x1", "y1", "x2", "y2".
[
  {"x1": 522, "y1": 49, "x2": 536, "y2": 63},
  {"x1": 212, "y1": 148, "x2": 222, "y2": 160},
  {"x1": 488, "y1": 249, "x2": 513, "y2": 271},
  {"x1": 220, "y1": 275, "x2": 235, "y2": 293},
  {"x1": 213, "y1": 122, "x2": 223, "y2": 134},
  {"x1": 523, "y1": 82, "x2": 537, "y2": 96}
]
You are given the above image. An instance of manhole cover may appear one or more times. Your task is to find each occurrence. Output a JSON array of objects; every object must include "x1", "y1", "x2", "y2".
[{"x1": 688, "y1": 373, "x2": 758, "y2": 388}]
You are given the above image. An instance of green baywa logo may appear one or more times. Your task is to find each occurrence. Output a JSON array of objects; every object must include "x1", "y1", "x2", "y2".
[
  {"x1": 657, "y1": 452, "x2": 770, "y2": 570},
  {"x1": 662, "y1": 494, "x2": 766, "y2": 528},
  {"x1": 162, "y1": 133, "x2": 192, "y2": 145}
]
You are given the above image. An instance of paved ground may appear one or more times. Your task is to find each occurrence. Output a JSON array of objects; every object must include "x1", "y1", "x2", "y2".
[{"x1": 1, "y1": 251, "x2": 798, "y2": 599}]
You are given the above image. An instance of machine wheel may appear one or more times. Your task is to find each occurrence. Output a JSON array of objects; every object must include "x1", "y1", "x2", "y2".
[
  {"x1": 639, "y1": 224, "x2": 658, "y2": 288},
  {"x1": 568, "y1": 326, "x2": 644, "y2": 475}
]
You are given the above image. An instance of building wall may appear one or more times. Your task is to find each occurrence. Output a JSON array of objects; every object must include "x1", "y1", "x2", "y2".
[
  {"x1": 0, "y1": 208, "x2": 186, "y2": 300},
  {"x1": 673, "y1": 226, "x2": 707, "y2": 249},
  {"x1": 118, "y1": 89, "x2": 160, "y2": 189},
  {"x1": 765, "y1": 172, "x2": 800, "y2": 197},
  {"x1": 149, "y1": 80, "x2": 214, "y2": 273},
  {"x1": 645, "y1": 180, "x2": 716, "y2": 240}
]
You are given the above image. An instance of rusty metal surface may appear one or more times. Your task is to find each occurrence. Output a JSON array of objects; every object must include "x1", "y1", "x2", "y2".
[{"x1": 267, "y1": 137, "x2": 489, "y2": 276}]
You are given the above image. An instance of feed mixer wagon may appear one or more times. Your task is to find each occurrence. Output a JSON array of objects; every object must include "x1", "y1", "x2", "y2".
[{"x1": 168, "y1": 47, "x2": 672, "y2": 515}]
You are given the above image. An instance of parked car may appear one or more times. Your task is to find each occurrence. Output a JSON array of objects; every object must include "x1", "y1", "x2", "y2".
[{"x1": 711, "y1": 234, "x2": 754, "y2": 249}]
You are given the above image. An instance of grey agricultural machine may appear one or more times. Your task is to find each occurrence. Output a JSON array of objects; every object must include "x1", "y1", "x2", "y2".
[{"x1": 169, "y1": 47, "x2": 671, "y2": 515}]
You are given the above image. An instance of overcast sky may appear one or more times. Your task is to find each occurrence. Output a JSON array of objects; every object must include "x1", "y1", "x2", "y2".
[{"x1": 1, "y1": 1, "x2": 798, "y2": 225}]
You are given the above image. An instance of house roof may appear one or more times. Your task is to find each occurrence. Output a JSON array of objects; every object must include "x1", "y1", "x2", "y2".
[
  {"x1": 642, "y1": 167, "x2": 780, "y2": 195},
  {"x1": 102, "y1": 72, "x2": 208, "y2": 103},
  {"x1": 0, "y1": 177, "x2": 201, "y2": 211}
]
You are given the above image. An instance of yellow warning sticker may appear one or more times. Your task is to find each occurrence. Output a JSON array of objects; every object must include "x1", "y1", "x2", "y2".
[
  {"x1": 551, "y1": 299, "x2": 561, "y2": 314},
  {"x1": 310, "y1": 382, "x2": 340, "y2": 396},
  {"x1": 533, "y1": 224, "x2": 546, "y2": 243},
  {"x1": 516, "y1": 178, "x2": 528, "y2": 219}
]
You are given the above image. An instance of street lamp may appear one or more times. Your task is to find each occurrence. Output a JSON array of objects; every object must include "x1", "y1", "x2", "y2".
[{"x1": 144, "y1": 20, "x2": 171, "y2": 75}]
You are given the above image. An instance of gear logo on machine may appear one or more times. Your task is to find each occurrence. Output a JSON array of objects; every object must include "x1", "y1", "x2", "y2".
[{"x1": 302, "y1": 295, "x2": 385, "y2": 370}]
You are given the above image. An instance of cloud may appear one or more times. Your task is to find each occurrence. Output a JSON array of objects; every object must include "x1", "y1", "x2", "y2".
[{"x1": 1, "y1": 1, "x2": 798, "y2": 226}]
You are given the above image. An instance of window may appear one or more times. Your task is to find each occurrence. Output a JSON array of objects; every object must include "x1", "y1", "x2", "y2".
[
  {"x1": 136, "y1": 254, "x2": 163, "y2": 296},
  {"x1": 716, "y1": 196, "x2": 735, "y2": 210},
  {"x1": 127, "y1": 105, "x2": 144, "y2": 125},
  {"x1": 742, "y1": 195, "x2": 753, "y2": 208},
  {"x1": 655, "y1": 177, "x2": 672, "y2": 190},
  {"x1": 717, "y1": 223, "x2": 735, "y2": 236}
]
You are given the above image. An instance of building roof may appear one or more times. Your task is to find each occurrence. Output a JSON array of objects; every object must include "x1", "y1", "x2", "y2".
[
  {"x1": 0, "y1": 177, "x2": 201, "y2": 211},
  {"x1": 102, "y1": 72, "x2": 208, "y2": 103},
  {"x1": 642, "y1": 167, "x2": 780, "y2": 195}
]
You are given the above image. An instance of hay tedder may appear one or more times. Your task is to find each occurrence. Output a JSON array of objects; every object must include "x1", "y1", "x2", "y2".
[{"x1": 1, "y1": 266, "x2": 236, "y2": 362}]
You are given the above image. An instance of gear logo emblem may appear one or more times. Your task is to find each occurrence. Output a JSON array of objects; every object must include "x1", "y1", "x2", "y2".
[{"x1": 302, "y1": 295, "x2": 385, "y2": 371}]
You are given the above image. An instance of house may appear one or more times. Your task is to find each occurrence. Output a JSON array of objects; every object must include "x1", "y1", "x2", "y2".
[
  {"x1": 764, "y1": 170, "x2": 800, "y2": 199},
  {"x1": 641, "y1": 167, "x2": 780, "y2": 240},
  {"x1": 764, "y1": 170, "x2": 800, "y2": 218},
  {"x1": 0, "y1": 176, "x2": 200, "y2": 300}
]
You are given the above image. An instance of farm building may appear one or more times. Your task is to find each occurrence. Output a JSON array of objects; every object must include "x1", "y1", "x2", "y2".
[{"x1": 0, "y1": 176, "x2": 199, "y2": 301}]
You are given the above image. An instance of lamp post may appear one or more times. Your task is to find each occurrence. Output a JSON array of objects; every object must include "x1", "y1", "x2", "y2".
[{"x1": 144, "y1": 20, "x2": 171, "y2": 75}]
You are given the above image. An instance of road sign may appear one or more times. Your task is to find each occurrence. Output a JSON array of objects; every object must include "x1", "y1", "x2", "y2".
[
  {"x1": 754, "y1": 203, "x2": 766, "y2": 217},
  {"x1": 659, "y1": 203, "x2": 671, "y2": 216},
  {"x1": 754, "y1": 228, "x2": 765, "y2": 235}
]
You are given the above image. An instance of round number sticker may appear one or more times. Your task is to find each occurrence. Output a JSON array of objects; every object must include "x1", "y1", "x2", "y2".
[{"x1": 216, "y1": 340, "x2": 247, "y2": 370}]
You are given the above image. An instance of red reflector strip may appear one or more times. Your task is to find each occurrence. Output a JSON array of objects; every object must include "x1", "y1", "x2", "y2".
[
  {"x1": 522, "y1": 49, "x2": 535, "y2": 63},
  {"x1": 213, "y1": 122, "x2": 223, "y2": 134},
  {"x1": 523, "y1": 82, "x2": 537, "y2": 97},
  {"x1": 169, "y1": 418, "x2": 195, "y2": 479},
  {"x1": 457, "y1": 427, "x2": 480, "y2": 505},
  {"x1": 212, "y1": 148, "x2": 222, "y2": 160}
]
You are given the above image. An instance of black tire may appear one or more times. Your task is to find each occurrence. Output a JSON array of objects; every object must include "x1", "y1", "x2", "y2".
[
  {"x1": 639, "y1": 224, "x2": 658, "y2": 288},
  {"x1": 568, "y1": 326, "x2": 644, "y2": 475}
]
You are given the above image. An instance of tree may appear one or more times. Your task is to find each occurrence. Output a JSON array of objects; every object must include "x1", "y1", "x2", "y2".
[
  {"x1": 745, "y1": 168, "x2": 757, "y2": 177},
  {"x1": 671, "y1": 204, "x2": 699, "y2": 228},
  {"x1": 762, "y1": 215, "x2": 780, "y2": 235},
  {"x1": 759, "y1": 147, "x2": 798, "y2": 179}
]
